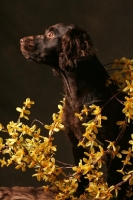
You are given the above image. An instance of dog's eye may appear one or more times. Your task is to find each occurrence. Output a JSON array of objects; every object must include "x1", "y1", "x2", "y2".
[{"x1": 47, "y1": 31, "x2": 55, "y2": 38}]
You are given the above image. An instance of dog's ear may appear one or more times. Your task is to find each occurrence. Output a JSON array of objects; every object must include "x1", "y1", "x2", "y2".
[{"x1": 59, "y1": 27, "x2": 94, "y2": 71}]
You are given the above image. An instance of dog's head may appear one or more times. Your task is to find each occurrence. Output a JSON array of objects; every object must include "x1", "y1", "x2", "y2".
[{"x1": 20, "y1": 23, "x2": 94, "y2": 70}]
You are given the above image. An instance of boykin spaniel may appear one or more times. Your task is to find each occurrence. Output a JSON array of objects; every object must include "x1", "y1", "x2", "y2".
[{"x1": 20, "y1": 23, "x2": 133, "y2": 199}]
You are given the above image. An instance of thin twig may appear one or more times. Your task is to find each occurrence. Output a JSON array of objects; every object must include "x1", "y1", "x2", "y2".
[
  {"x1": 102, "y1": 90, "x2": 122, "y2": 109},
  {"x1": 114, "y1": 118, "x2": 128, "y2": 146},
  {"x1": 31, "y1": 119, "x2": 44, "y2": 126},
  {"x1": 103, "y1": 62, "x2": 114, "y2": 67},
  {"x1": 56, "y1": 159, "x2": 74, "y2": 167}
]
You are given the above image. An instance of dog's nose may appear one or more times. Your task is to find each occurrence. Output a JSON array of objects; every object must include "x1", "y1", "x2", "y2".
[{"x1": 20, "y1": 38, "x2": 26, "y2": 44}]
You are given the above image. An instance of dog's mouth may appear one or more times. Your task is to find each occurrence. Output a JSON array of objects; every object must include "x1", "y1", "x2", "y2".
[
  {"x1": 20, "y1": 49, "x2": 30, "y2": 59},
  {"x1": 20, "y1": 41, "x2": 41, "y2": 63},
  {"x1": 21, "y1": 50, "x2": 42, "y2": 64},
  {"x1": 20, "y1": 37, "x2": 38, "y2": 61}
]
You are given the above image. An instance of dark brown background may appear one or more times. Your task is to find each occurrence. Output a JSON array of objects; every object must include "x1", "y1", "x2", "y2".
[{"x1": 0, "y1": 0, "x2": 133, "y2": 187}]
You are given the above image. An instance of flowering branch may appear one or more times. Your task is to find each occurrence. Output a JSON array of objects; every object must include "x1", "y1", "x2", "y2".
[{"x1": 1, "y1": 58, "x2": 133, "y2": 199}]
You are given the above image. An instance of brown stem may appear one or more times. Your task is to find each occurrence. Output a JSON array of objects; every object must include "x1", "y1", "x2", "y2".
[{"x1": 114, "y1": 118, "x2": 127, "y2": 146}]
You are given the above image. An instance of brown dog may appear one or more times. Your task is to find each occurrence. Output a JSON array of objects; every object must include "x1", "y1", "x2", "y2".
[{"x1": 20, "y1": 23, "x2": 133, "y2": 199}]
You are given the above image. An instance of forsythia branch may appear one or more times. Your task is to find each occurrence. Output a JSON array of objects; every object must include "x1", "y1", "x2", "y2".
[{"x1": 1, "y1": 58, "x2": 133, "y2": 199}]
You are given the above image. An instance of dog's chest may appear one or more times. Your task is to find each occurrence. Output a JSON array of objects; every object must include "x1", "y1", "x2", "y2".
[{"x1": 62, "y1": 97, "x2": 87, "y2": 142}]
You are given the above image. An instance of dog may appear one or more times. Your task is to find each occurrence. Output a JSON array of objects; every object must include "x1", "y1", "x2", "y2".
[{"x1": 20, "y1": 23, "x2": 133, "y2": 199}]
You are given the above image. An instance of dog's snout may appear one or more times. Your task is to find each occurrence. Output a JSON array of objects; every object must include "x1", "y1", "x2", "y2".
[{"x1": 20, "y1": 36, "x2": 34, "y2": 45}]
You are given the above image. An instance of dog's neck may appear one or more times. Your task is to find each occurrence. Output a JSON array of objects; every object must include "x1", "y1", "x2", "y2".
[{"x1": 53, "y1": 55, "x2": 109, "y2": 110}]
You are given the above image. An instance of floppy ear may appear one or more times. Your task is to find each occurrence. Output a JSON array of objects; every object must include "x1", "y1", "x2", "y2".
[{"x1": 59, "y1": 27, "x2": 94, "y2": 71}]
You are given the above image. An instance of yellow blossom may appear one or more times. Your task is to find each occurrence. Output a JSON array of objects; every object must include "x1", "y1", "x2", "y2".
[
  {"x1": 75, "y1": 113, "x2": 83, "y2": 120},
  {"x1": 123, "y1": 80, "x2": 133, "y2": 93},
  {"x1": 12, "y1": 148, "x2": 25, "y2": 164},
  {"x1": 0, "y1": 138, "x2": 5, "y2": 150},
  {"x1": 0, "y1": 123, "x2": 4, "y2": 131},
  {"x1": 117, "y1": 168, "x2": 125, "y2": 175},
  {"x1": 32, "y1": 168, "x2": 44, "y2": 181},
  {"x1": 129, "y1": 175, "x2": 133, "y2": 185},
  {"x1": 96, "y1": 114, "x2": 107, "y2": 126},
  {"x1": 15, "y1": 162, "x2": 26, "y2": 171},
  {"x1": 23, "y1": 98, "x2": 34, "y2": 108},
  {"x1": 111, "y1": 146, "x2": 122, "y2": 159},
  {"x1": 82, "y1": 105, "x2": 89, "y2": 116},
  {"x1": 106, "y1": 140, "x2": 116, "y2": 151},
  {"x1": 0, "y1": 157, "x2": 6, "y2": 167},
  {"x1": 122, "y1": 147, "x2": 133, "y2": 159},
  {"x1": 116, "y1": 120, "x2": 126, "y2": 129},
  {"x1": 122, "y1": 96, "x2": 133, "y2": 122},
  {"x1": 89, "y1": 104, "x2": 101, "y2": 115},
  {"x1": 21, "y1": 124, "x2": 36, "y2": 136},
  {"x1": 129, "y1": 134, "x2": 133, "y2": 151},
  {"x1": 16, "y1": 106, "x2": 30, "y2": 120},
  {"x1": 123, "y1": 174, "x2": 131, "y2": 182},
  {"x1": 82, "y1": 121, "x2": 98, "y2": 134}
]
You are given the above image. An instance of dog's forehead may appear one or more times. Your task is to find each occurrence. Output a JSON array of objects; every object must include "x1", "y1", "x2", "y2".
[{"x1": 46, "y1": 23, "x2": 75, "y2": 35}]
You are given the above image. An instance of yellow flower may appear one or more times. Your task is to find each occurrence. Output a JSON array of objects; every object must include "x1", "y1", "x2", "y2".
[
  {"x1": 126, "y1": 71, "x2": 133, "y2": 81},
  {"x1": 123, "y1": 80, "x2": 133, "y2": 93},
  {"x1": 0, "y1": 123, "x2": 4, "y2": 131},
  {"x1": 111, "y1": 146, "x2": 122, "y2": 159},
  {"x1": 7, "y1": 121, "x2": 22, "y2": 134},
  {"x1": 15, "y1": 162, "x2": 26, "y2": 171},
  {"x1": 114, "y1": 57, "x2": 131, "y2": 68},
  {"x1": 122, "y1": 158, "x2": 132, "y2": 166},
  {"x1": 23, "y1": 98, "x2": 34, "y2": 108},
  {"x1": 116, "y1": 120, "x2": 126, "y2": 129},
  {"x1": 7, "y1": 159, "x2": 13, "y2": 167},
  {"x1": 106, "y1": 78, "x2": 113, "y2": 87},
  {"x1": 32, "y1": 168, "x2": 44, "y2": 181},
  {"x1": 28, "y1": 160, "x2": 36, "y2": 168},
  {"x1": 16, "y1": 106, "x2": 30, "y2": 120},
  {"x1": 44, "y1": 102, "x2": 64, "y2": 136},
  {"x1": 85, "y1": 135, "x2": 98, "y2": 149},
  {"x1": 123, "y1": 174, "x2": 131, "y2": 182},
  {"x1": 117, "y1": 168, "x2": 125, "y2": 175},
  {"x1": 109, "y1": 185, "x2": 121, "y2": 197},
  {"x1": 0, "y1": 157, "x2": 6, "y2": 167},
  {"x1": 21, "y1": 124, "x2": 36, "y2": 136},
  {"x1": 45, "y1": 124, "x2": 60, "y2": 133},
  {"x1": 6, "y1": 138, "x2": 17, "y2": 146},
  {"x1": 111, "y1": 71, "x2": 125, "y2": 87},
  {"x1": 0, "y1": 138, "x2": 5, "y2": 150},
  {"x1": 77, "y1": 140, "x2": 86, "y2": 148},
  {"x1": 72, "y1": 159, "x2": 83, "y2": 174},
  {"x1": 122, "y1": 96, "x2": 133, "y2": 122},
  {"x1": 82, "y1": 105, "x2": 89, "y2": 116},
  {"x1": 129, "y1": 134, "x2": 133, "y2": 151},
  {"x1": 33, "y1": 128, "x2": 41, "y2": 140},
  {"x1": 122, "y1": 147, "x2": 133, "y2": 159},
  {"x1": 12, "y1": 148, "x2": 25, "y2": 164},
  {"x1": 75, "y1": 113, "x2": 83, "y2": 120},
  {"x1": 96, "y1": 114, "x2": 107, "y2": 126},
  {"x1": 89, "y1": 104, "x2": 101, "y2": 115},
  {"x1": 125, "y1": 112, "x2": 133, "y2": 123},
  {"x1": 129, "y1": 175, "x2": 133, "y2": 185},
  {"x1": 106, "y1": 140, "x2": 116, "y2": 151},
  {"x1": 82, "y1": 121, "x2": 98, "y2": 133}
]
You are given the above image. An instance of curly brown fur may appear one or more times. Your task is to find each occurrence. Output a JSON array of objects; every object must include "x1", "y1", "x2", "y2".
[
  {"x1": 20, "y1": 23, "x2": 133, "y2": 199},
  {"x1": 59, "y1": 27, "x2": 94, "y2": 71}
]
